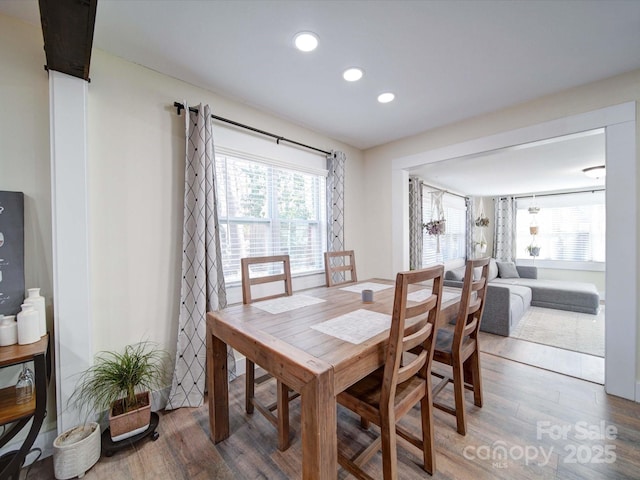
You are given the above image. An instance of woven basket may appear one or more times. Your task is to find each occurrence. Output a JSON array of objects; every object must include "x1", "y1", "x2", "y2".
[{"x1": 53, "y1": 422, "x2": 100, "y2": 479}]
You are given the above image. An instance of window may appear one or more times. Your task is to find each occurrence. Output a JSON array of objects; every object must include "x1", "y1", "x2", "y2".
[
  {"x1": 215, "y1": 151, "x2": 327, "y2": 283},
  {"x1": 421, "y1": 189, "x2": 466, "y2": 266},
  {"x1": 515, "y1": 191, "x2": 605, "y2": 268}
]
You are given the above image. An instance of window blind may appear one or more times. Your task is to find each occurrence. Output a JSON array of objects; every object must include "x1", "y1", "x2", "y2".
[
  {"x1": 421, "y1": 189, "x2": 467, "y2": 266},
  {"x1": 516, "y1": 191, "x2": 605, "y2": 264},
  {"x1": 215, "y1": 152, "x2": 327, "y2": 283}
]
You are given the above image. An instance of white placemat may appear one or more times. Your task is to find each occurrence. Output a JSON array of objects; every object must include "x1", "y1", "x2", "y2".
[
  {"x1": 339, "y1": 282, "x2": 394, "y2": 293},
  {"x1": 407, "y1": 289, "x2": 461, "y2": 303},
  {"x1": 311, "y1": 309, "x2": 392, "y2": 344},
  {"x1": 252, "y1": 295, "x2": 326, "y2": 314}
]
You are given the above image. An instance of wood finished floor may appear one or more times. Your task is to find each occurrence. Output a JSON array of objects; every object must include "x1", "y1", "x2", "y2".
[
  {"x1": 22, "y1": 352, "x2": 638, "y2": 480},
  {"x1": 480, "y1": 331, "x2": 605, "y2": 385}
]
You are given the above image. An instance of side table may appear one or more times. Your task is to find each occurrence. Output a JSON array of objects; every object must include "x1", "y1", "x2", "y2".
[{"x1": 0, "y1": 335, "x2": 50, "y2": 480}]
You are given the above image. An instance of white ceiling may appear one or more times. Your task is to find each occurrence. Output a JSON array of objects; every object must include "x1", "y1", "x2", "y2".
[
  {"x1": 1, "y1": 0, "x2": 637, "y2": 195},
  {"x1": 412, "y1": 129, "x2": 607, "y2": 197}
]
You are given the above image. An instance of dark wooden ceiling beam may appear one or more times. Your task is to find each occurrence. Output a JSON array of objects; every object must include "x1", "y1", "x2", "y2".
[{"x1": 39, "y1": 0, "x2": 97, "y2": 81}]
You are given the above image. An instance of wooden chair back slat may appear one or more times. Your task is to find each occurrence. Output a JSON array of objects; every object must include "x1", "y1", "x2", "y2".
[
  {"x1": 433, "y1": 257, "x2": 490, "y2": 436},
  {"x1": 336, "y1": 263, "x2": 445, "y2": 477},
  {"x1": 324, "y1": 250, "x2": 358, "y2": 287},
  {"x1": 381, "y1": 265, "x2": 444, "y2": 406},
  {"x1": 241, "y1": 255, "x2": 293, "y2": 305}
]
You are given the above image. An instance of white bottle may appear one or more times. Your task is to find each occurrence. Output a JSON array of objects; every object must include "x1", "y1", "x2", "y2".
[
  {"x1": 24, "y1": 288, "x2": 46, "y2": 337},
  {"x1": 17, "y1": 304, "x2": 40, "y2": 345},
  {"x1": 0, "y1": 315, "x2": 18, "y2": 346}
]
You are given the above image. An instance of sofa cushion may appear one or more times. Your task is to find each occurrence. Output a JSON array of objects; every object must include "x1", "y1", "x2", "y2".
[
  {"x1": 497, "y1": 261, "x2": 520, "y2": 279},
  {"x1": 491, "y1": 278, "x2": 600, "y2": 314},
  {"x1": 445, "y1": 266, "x2": 466, "y2": 282}
]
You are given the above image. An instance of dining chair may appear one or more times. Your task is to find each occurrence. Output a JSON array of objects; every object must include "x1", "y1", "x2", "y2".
[
  {"x1": 240, "y1": 254, "x2": 296, "y2": 450},
  {"x1": 324, "y1": 250, "x2": 358, "y2": 287},
  {"x1": 336, "y1": 264, "x2": 444, "y2": 479},
  {"x1": 432, "y1": 257, "x2": 490, "y2": 436}
]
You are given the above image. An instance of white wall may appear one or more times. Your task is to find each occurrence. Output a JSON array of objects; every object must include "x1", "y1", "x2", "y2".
[
  {"x1": 364, "y1": 71, "x2": 640, "y2": 396},
  {"x1": 0, "y1": 13, "x2": 366, "y2": 449},
  {"x1": 87, "y1": 49, "x2": 365, "y2": 355},
  {"x1": 0, "y1": 14, "x2": 56, "y2": 443},
  {"x1": 365, "y1": 69, "x2": 640, "y2": 278}
]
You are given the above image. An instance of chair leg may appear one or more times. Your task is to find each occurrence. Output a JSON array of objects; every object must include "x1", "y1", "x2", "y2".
[
  {"x1": 277, "y1": 381, "x2": 290, "y2": 451},
  {"x1": 421, "y1": 393, "x2": 435, "y2": 475},
  {"x1": 452, "y1": 357, "x2": 467, "y2": 436},
  {"x1": 360, "y1": 417, "x2": 370, "y2": 429},
  {"x1": 245, "y1": 359, "x2": 255, "y2": 414},
  {"x1": 469, "y1": 352, "x2": 483, "y2": 407},
  {"x1": 380, "y1": 411, "x2": 398, "y2": 480}
]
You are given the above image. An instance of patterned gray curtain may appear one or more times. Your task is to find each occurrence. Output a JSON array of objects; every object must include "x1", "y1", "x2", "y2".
[
  {"x1": 326, "y1": 150, "x2": 345, "y2": 253},
  {"x1": 465, "y1": 197, "x2": 475, "y2": 259},
  {"x1": 408, "y1": 176, "x2": 423, "y2": 270},
  {"x1": 493, "y1": 196, "x2": 516, "y2": 262},
  {"x1": 166, "y1": 103, "x2": 235, "y2": 410}
]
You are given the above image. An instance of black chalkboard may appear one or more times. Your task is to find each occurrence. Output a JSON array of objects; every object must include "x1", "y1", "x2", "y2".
[{"x1": 0, "y1": 191, "x2": 25, "y2": 316}]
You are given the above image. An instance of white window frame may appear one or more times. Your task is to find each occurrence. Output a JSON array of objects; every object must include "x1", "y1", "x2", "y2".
[{"x1": 215, "y1": 146, "x2": 328, "y2": 285}]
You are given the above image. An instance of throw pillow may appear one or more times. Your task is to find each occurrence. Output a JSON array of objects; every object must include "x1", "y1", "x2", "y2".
[
  {"x1": 473, "y1": 266, "x2": 482, "y2": 281},
  {"x1": 488, "y1": 258, "x2": 499, "y2": 281},
  {"x1": 445, "y1": 267, "x2": 465, "y2": 282},
  {"x1": 497, "y1": 261, "x2": 520, "y2": 279}
]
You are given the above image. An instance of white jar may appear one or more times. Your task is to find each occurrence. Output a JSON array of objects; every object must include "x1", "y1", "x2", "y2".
[
  {"x1": 0, "y1": 315, "x2": 18, "y2": 346},
  {"x1": 17, "y1": 304, "x2": 40, "y2": 345},
  {"x1": 24, "y1": 288, "x2": 46, "y2": 337}
]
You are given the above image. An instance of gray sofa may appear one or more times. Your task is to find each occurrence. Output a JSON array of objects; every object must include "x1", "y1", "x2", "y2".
[{"x1": 443, "y1": 259, "x2": 600, "y2": 336}]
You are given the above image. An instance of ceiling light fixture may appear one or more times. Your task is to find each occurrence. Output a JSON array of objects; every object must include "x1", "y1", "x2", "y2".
[
  {"x1": 377, "y1": 92, "x2": 395, "y2": 104},
  {"x1": 582, "y1": 165, "x2": 606, "y2": 179},
  {"x1": 293, "y1": 32, "x2": 318, "y2": 52},
  {"x1": 343, "y1": 67, "x2": 363, "y2": 82}
]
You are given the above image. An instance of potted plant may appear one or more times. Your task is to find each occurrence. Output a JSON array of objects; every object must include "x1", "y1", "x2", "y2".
[
  {"x1": 526, "y1": 245, "x2": 540, "y2": 257},
  {"x1": 423, "y1": 219, "x2": 446, "y2": 236},
  {"x1": 474, "y1": 214, "x2": 490, "y2": 227},
  {"x1": 70, "y1": 341, "x2": 170, "y2": 441},
  {"x1": 475, "y1": 240, "x2": 487, "y2": 254},
  {"x1": 53, "y1": 422, "x2": 101, "y2": 479}
]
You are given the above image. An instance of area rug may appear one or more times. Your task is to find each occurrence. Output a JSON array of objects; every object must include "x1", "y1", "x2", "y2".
[{"x1": 510, "y1": 305, "x2": 604, "y2": 357}]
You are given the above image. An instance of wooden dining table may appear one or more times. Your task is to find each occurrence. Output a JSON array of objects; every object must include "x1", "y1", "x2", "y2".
[{"x1": 206, "y1": 278, "x2": 462, "y2": 480}]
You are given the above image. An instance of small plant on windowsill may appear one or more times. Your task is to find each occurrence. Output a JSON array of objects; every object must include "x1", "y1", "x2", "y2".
[{"x1": 423, "y1": 219, "x2": 446, "y2": 236}]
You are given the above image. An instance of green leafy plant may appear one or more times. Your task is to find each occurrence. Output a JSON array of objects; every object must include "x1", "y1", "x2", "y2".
[{"x1": 71, "y1": 341, "x2": 170, "y2": 418}]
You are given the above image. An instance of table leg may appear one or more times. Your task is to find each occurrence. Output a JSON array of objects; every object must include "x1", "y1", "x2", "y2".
[
  {"x1": 300, "y1": 367, "x2": 336, "y2": 480},
  {"x1": 207, "y1": 329, "x2": 229, "y2": 443}
]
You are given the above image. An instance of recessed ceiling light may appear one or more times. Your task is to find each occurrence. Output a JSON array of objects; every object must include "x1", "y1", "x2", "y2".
[
  {"x1": 377, "y1": 92, "x2": 395, "y2": 104},
  {"x1": 343, "y1": 68, "x2": 363, "y2": 82},
  {"x1": 582, "y1": 165, "x2": 606, "y2": 178},
  {"x1": 293, "y1": 32, "x2": 318, "y2": 52}
]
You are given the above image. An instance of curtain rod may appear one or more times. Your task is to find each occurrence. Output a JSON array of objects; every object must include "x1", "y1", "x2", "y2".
[
  {"x1": 173, "y1": 102, "x2": 331, "y2": 156},
  {"x1": 413, "y1": 178, "x2": 467, "y2": 200},
  {"x1": 514, "y1": 188, "x2": 605, "y2": 200}
]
